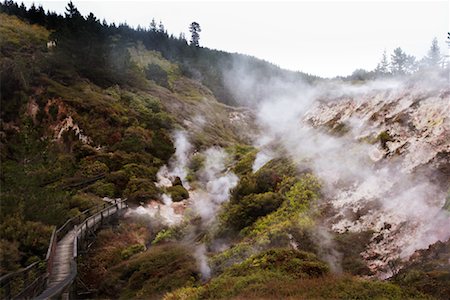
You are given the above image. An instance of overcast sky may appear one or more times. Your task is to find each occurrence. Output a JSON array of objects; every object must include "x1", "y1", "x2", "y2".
[{"x1": 22, "y1": 0, "x2": 449, "y2": 78}]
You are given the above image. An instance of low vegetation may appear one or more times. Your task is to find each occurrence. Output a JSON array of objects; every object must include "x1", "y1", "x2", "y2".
[{"x1": 166, "y1": 249, "x2": 423, "y2": 300}]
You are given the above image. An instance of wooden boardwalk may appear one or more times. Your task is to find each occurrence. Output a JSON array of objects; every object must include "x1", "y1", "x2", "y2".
[
  {"x1": 36, "y1": 200, "x2": 127, "y2": 299},
  {"x1": 47, "y1": 230, "x2": 76, "y2": 289}
]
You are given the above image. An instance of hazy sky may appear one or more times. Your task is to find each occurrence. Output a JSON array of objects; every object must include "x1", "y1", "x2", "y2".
[{"x1": 22, "y1": 0, "x2": 449, "y2": 77}]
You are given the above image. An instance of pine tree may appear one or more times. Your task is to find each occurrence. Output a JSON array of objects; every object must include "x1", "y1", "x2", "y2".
[
  {"x1": 189, "y1": 22, "x2": 201, "y2": 47},
  {"x1": 150, "y1": 18, "x2": 157, "y2": 32},
  {"x1": 158, "y1": 21, "x2": 165, "y2": 33},
  {"x1": 390, "y1": 47, "x2": 408, "y2": 75},
  {"x1": 426, "y1": 37, "x2": 441, "y2": 67},
  {"x1": 64, "y1": 1, "x2": 81, "y2": 19},
  {"x1": 375, "y1": 50, "x2": 390, "y2": 76}
]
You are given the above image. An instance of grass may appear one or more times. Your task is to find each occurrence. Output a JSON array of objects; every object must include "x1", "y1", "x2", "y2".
[{"x1": 0, "y1": 13, "x2": 48, "y2": 50}]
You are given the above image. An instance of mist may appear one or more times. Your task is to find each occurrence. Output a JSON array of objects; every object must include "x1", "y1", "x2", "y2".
[
  {"x1": 156, "y1": 130, "x2": 192, "y2": 188},
  {"x1": 191, "y1": 147, "x2": 239, "y2": 224},
  {"x1": 224, "y1": 61, "x2": 450, "y2": 275}
]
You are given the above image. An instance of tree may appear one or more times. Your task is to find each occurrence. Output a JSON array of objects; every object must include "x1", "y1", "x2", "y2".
[
  {"x1": 158, "y1": 21, "x2": 165, "y2": 33},
  {"x1": 425, "y1": 37, "x2": 441, "y2": 68},
  {"x1": 64, "y1": 1, "x2": 81, "y2": 19},
  {"x1": 189, "y1": 21, "x2": 201, "y2": 47},
  {"x1": 390, "y1": 47, "x2": 407, "y2": 75},
  {"x1": 375, "y1": 50, "x2": 390, "y2": 76},
  {"x1": 390, "y1": 47, "x2": 416, "y2": 75},
  {"x1": 150, "y1": 18, "x2": 157, "y2": 31}
]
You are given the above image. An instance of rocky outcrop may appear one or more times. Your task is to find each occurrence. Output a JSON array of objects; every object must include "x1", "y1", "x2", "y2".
[{"x1": 304, "y1": 79, "x2": 450, "y2": 277}]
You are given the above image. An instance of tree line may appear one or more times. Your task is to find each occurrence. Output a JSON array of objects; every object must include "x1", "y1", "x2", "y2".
[
  {"x1": 376, "y1": 38, "x2": 445, "y2": 76},
  {"x1": 346, "y1": 37, "x2": 448, "y2": 81},
  {"x1": 0, "y1": 1, "x2": 204, "y2": 87}
]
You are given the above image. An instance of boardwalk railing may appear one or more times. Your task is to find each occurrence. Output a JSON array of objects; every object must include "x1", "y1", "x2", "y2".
[{"x1": 0, "y1": 199, "x2": 128, "y2": 299}]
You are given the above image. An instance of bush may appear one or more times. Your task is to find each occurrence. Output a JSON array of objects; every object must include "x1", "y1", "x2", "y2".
[
  {"x1": 145, "y1": 63, "x2": 169, "y2": 88},
  {"x1": 122, "y1": 163, "x2": 158, "y2": 181},
  {"x1": 106, "y1": 170, "x2": 130, "y2": 194},
  {"x1": 222, "y1": 192, "x2": 284, "y2": 231},
  {"x1": 167, "y1": 185, "x2": 189, "y2": 202},
  {"x1": 124, "y1": 178, "x2": 160, "y2": 203},
  {"x1": 209, "y1": 243, "x2": 255, "y2": 276},
  {"x1": 243, "y1": 174, "x2": 321, "y2": 247},
  {"x1": 335, "y1": 231, "x2": 373, "y2": 275},
  {"x1": 226, "y1": 248, "x2": 329, "y2": 279},
  {"x1": 79, "y1": 160, "x2": 109, "y2": 177},
  {"x1": 377, "y1": 130, "x2": 393, "y2": 149},
  {"x1": 115, "y1": 126, "x2": 153, "y2": 153},
  {"x1": 99, "y1": 244, "x2": 200, "y2": 298},
  {"x1": 0, "y1": 217, "x2": 52, "y2": 267},
  {"x1": 69, "y1": 193, "x2": 102, "y2": 212},
  {"x1": 149, "y1": 130, "x2": 175, "y2": 162},
  {"x1": 167, "y1": 273, "x2": 422, "y2": 300},
  {"x1": 121, "y1": 243, "x2": 145, "y2": 260},
  {"x1": 0, "y1": 239, "x2": 21, "y2": 274},
  {"x1": 87, "y1": 180, "x2": 116, "y2": 198}
]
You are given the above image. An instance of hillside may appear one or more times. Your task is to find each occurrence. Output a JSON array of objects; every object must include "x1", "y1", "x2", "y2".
[
  {"x1": 1, "y1": 4, "x2": 450, "y2": 300},
  {"x1": 0, "y1": 12, "x2": 252, "y2": 273}
]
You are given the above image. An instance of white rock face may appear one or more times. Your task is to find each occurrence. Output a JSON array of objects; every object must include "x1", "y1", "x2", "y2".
[{"x1": 305, "y1": 83, "x2": 450, "y2": 276}]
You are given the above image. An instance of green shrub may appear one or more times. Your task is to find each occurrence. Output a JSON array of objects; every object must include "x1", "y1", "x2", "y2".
[
  {"x1": 229, "y1": 145, "x2": 256, "y2": 176},
  {"x1": 231, "y1": 157, "x2": 298, "y2": 203},
  {"x1": 377, "y1": 130, "x2": 393, "y2": 149},
  {"x1": 167, "y1": 185, "x2": 189, "y2": 202},
  {"x1": 222, "y1": 192, "x2": 284, "y2": 232},
  {"x1": 335, "y1": 231, "x2": 373, "y2": 275},
  {"x1": 121, "y1": 243, "x2": 145, "y2": 260},
  {"x1": 79, "y1": 160, "x2": 109, "y2": 177},
  {"x1": 106, "y1": 170, "x2": 130, "y2": 194},
  {"x1": 149, "y1": 130, "x2": 175, "y2": 162},
  {"x1": 99, "y1": 244, "x2": 199, "y2": 298},
  {"x1": 230, "y1": 175, "x2": 258, "y2": 200},
  {"x1": 69, "y1": 193, "x2": 102, "y2": 212},
  {"x1": 152, "y1": 227, "x2": 184, "y2": 245},
  {"x1": 0, "y1": 239, "x2": 21, "y2": 274},
  {"x1": 0, "y1": 217, "x2": 52, "y2": 267},
  {"x1": 226, "y1": 248, "x2": 329, "y2": 279},
  {"x1": 167, "y1": 273, "x2": 423, "y2": 300},
  {"x1": 209, "y1": 243, "x2": 255, "y2": 276},
  {"x1": 87, "y1": 180, "x2": 116, "y2": 198},
  {"x1": 115, "y1": 126, "x2": 153, "y2": 153},
  {"x1": 122, "y1": 163, "x2": 158, "y2": 181},
  {"x1": 124, "y1": 178, "x2": 160, "y2": 203},
  {"x1": 145, "y1": 63, "x2": 169, "y2": 88},
  {"x1": 172, "y1": 176, "x2": 183, "y2": 186},
  {"x1": 243, "y1": 174, "x2": 321, "y2": 247},
  {"x1": 73, "y1": 144, "x2": 98, "y2": 160}
]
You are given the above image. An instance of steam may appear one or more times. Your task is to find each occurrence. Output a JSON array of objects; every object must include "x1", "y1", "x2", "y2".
[
  {"x1": 252, "y1": 150, "x2": 272, "y2": 172},
  {"x1": 191, "y1": 147, "x2": 239, "y2": 224},
  {"x1": 225, "y1": 62, "x2": 450, "y2": 274},
  {"x1": 311, "y1": 226, "x2": 343, "y2": 273},
  {"x1": 126, "y1": 194, "x2": 183, "y2": 226},
  {"x1": 195, "y1": 244, "x2": 211, "y2": 280},
  {"x1": 157, "y1": 130, "x2": 192, "y2": 188},
  {"x1": 153, "y1": 132, "x2": 239, "y2": 279}
]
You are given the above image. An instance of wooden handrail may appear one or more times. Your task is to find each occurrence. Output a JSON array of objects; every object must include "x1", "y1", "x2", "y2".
[{"x1": 0, "y1": 199, "x2": 128, "y2": 299}]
